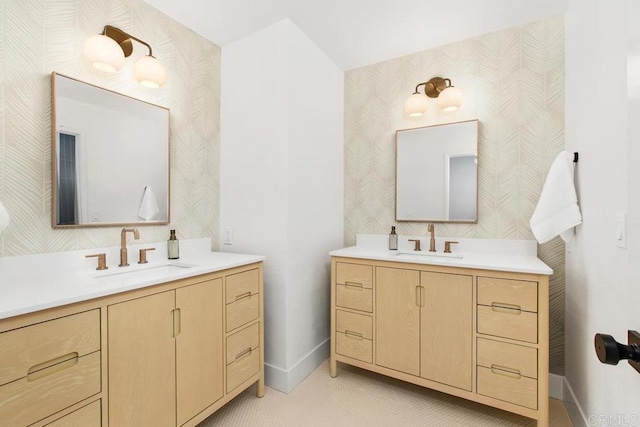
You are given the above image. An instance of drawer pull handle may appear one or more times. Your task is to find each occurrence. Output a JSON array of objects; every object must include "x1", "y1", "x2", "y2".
[
  {"x1": 235, "y1": 292, "x2": 253, "y2": 302},
  {"x1": 345, "y1": 330, "x2": 364, "y2": 340},
  {"x1": 345, "y1": 281, "x2": 363, "y2": 290},
  {"x1": 490, "y1": 365, "x2": 522, "y2": 379},
  {"x1": 491, "y1": 302, "x2": 522, "y2": 314},
  {"x1": 235, "y1": 347, "x2": 253, "y2": 361},
  {"x1": 27, "y1": 352, "x2": 79, "y2": 382}
]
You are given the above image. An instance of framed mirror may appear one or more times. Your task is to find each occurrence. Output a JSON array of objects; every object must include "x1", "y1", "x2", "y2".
[
  {"x1": 396, "y1": 119, "x2": 478, "y2": 223},
  {"x1": 51, "y1": 72, "x2": 170, "y2": 227}
]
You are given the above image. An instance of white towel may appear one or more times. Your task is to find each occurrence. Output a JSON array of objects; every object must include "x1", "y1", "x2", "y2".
[
  {"x1": 138, "y1": 186, "x2": 160, "y2": 221},
  {"x1": 0, "y1": 201, "x2": 9, "y2": 232},
  {"x1": 530, "y1": 151, "x2": 582, "y2": 244}
]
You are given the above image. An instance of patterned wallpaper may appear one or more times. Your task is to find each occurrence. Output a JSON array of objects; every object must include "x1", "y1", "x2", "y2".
[
  {"x1": 344, "y1": 16, "x2": 566, "y2": 374},
  {"x1": 0, "y1": 0, "x2": 220, "y2": 256}
]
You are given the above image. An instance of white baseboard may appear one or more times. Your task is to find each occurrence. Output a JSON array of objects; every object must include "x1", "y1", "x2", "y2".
[
  {"x1": 264, "y1": 338, "x2": 330, "y2": 394},
  {"x1": 549, "y1": 373, "x2": 564, "y2": 400},
  {"x1": 563, "y1": 378, "x2": 589, "y2": 427}
]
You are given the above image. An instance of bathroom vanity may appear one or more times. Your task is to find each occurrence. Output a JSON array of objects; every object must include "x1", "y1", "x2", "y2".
[
  {"x1": 0, "y1": 240, "x2": 264, "y2": 427},
  {"x1": 329, "y1": 236, "x2": 552, "y2": 427}
]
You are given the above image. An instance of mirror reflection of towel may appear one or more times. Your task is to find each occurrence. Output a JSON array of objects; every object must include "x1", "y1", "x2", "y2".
[
  {"x1": 138, "y1": 186, "x2": 160, "y2": 221},
  {"x1": 530, "y1": 151, "x2": 582, "y2": 244},
  {"x1": 0, "y1": 201, "x2": 9, "y2": 232}
]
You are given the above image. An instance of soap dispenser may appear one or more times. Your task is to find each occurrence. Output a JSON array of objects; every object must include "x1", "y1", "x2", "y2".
[
  {"x1": 168, "y1": 229, "x2": 179, "y2": 259},
  {"x1": 389, "y1": 226, "x2": 398, "y2": 250}
]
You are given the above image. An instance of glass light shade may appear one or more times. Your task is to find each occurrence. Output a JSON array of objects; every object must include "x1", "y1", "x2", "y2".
[
  {"x1": 437, "y1": 86, "x2": 464, "y2": 112},
  {"x1": 83, "y1": 34, "x2": 125, "y2": 72},
  {"x1": 404, "y1": 93, "x2": 429, "y2": 117},
  {"x1": 133, "y1": 55, "x2": 167, "y2": 88}
]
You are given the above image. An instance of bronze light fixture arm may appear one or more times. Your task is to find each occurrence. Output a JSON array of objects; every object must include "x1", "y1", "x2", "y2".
[
  {"x1": 414, "y1": 77, "x2": 453, "y2": 98},
  {"x1": 102, "y1": 25, "x2": 154, "y2": 57}
]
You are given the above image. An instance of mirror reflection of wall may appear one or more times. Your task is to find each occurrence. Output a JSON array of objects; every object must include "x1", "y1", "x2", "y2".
[
  {"x1": 396, "y1": 120, "x2": 478, "y2": 223},
  {"x1": 52, "y1": 73, "x2": 170, "y2": 227}
]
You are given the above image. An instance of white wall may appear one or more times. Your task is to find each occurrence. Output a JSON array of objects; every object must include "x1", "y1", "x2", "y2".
[
  {"x1": 220, "y1": 19, "x2": 344, "y2": 392},
  {"x1": 564, "y1": 0, "x2": 640, "y2": 423}
]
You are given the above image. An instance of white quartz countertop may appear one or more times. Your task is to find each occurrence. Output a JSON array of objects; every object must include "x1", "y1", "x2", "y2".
[
  {"x1": 0, "y1": 239, "x2": 264, "y2": 321},
  {"x1": 330, "y1": 235, "x2": 553, "y2": 276}
]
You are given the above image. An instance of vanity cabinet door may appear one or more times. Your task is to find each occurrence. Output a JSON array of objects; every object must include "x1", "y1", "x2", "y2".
[
  {"x1": 176, "y1": 279, "x2": 224, "y2": 426},
  {"x1": 420, "y1": 271, "x2": 473, "y2": 391},
  {"x1": 108, "y1": 291, "x2": 176, "y2": 427},
  {"x1": 375, "y1": 267, "x2": 420, "y2": 376}
]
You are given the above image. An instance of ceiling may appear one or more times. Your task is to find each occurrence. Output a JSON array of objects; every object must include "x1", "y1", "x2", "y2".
[{"x1": 144, "y1": 0, "x2": 568, "y2": 70}]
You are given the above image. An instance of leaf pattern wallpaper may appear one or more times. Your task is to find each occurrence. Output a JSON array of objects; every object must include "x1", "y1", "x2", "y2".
[
  {"x1": 0, "y1": 0, "x2": 220, "y2": 256},
  {"x1": 344, "y1": 16, "x2": 566, "y2": 374}
]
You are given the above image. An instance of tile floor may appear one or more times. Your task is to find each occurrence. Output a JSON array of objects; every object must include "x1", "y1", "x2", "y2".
[{"x1": 199, "y1": 360, "x2": 573, "y2": 426}]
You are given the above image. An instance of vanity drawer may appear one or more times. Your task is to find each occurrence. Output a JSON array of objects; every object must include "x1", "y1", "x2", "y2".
[
  {"x1": 336, "y1": 263, "x2": 373, "y2": 289},
  {"x1": 225, "y1": 269, "x2": 260, "y2": 304},
  {"x1": 226, "y1": 323, "x2": 260, "y2": 364},
  {"x1": 45, "y1": 399, "x2": 102, "y2": 427},
  {"x1": 336, "y1": 332, "x2": 373, "y2": 364},
  {"x1": 336, "y1": 284, "x2": 373, "y2": 312},
  {"x1": 336, "y1": 310, "x2": 373, "y2": 340},
  {"x1": 477, "y1": 365, "x2": 537, "y2": 410},
  {"x1": 335, "y1": 306, "x2": 373, "y2": 363},
  {"x1": 477, "y1": 338, "x2": 537, "y2": 379},
  {"x1": 226, "y1": 291, "x2": 259, "y2": 332},
  {"x1": 477, "y1": 277, "x2": 538, "y2": 313},
  {"x1": 477, "y1": 305, "x2": 538, "y2": 343},
  {"x1": 0, "y1": 309, "x2": 101, "y2": 386},
  {"x1": 0, "y1": 351, "x2": 101, "y2": 426},
  {"x1": 226, "y1": 324, "x2": 260, "y2": 394}
]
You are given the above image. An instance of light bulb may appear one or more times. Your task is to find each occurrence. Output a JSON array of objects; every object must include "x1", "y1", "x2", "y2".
[
  {"x1": 83, "y1": 34, "x2": 125, "y2": 72},
  {"x1": 133, "y1": 55, "x2": 167, "y2": 88},
  {"x1": 404, "y1": 93, "x2": 429, "y2": 117},
  {"x1": 437, "y1": 86, "x2": 464, "y2": 112}
]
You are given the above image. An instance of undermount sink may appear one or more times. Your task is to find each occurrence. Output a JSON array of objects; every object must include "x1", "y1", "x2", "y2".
[
  {"x1": 394, "y1": 251, "x2": 464, "y2": 261},
  {"x1": 94, "y1": 263, "x2": 195, "y2": 282}
]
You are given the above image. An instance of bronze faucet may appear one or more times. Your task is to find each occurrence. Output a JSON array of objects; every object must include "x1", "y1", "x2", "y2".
[
  {"x1": 408, "y1": 239, "x2": 422, "y2": 251},
  {"x1": 428, "y1": 224, "x2": 436, "y2": 252},
  {"x1": 119, "y1": 228, "x2": 140, "y2": 267}
]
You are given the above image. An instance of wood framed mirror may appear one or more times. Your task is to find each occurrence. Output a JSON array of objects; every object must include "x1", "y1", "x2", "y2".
[
  {"x1": 396, "y1": 119, "x2": 478, "y2": 223},
  {"x1": 51, "y1": 72, "x2": 170, "y2": 227}
]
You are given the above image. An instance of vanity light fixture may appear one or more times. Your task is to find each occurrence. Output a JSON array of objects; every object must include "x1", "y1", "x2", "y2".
[
  {"x1": 404, "y1": 77, "x2": 463, "y2": 116},
  {"x1": 83, "y1": 25, "x2": 167, "y2": 88}
]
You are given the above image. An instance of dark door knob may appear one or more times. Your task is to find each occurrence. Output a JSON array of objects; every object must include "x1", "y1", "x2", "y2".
[{"x1": 594, "y1": 333, "x2": 640, "y2": 365}]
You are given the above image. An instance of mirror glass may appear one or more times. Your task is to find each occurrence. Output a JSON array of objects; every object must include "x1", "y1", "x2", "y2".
[
  {"x1": 52, "y1": 73, "x2": 170, "y2": 227},
  {"x1": 396, "y1": 120, "x2": 478, "y2": 223}
]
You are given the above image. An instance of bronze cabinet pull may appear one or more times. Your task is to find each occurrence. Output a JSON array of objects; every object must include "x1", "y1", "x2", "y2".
[
  {"x1": 235, "y1": 292, "x2": 253, "y2": 302},
  {"x1": 344, "y1": 330, "x2": 364, "y2": 340},
  {"x1": 490, "y1": 364, "x2": 522, "y2": 379},
  {"x1": 490, "y1": 302, "x2": 522, "y2": 313},
  {"x1": 171, "y1": 309, "x2": 181, "y2": 338},
  {"x1": 235, "y1": 348, "x2": 253, "y2": 361},
  {"x1": 27, "y1": 352, "x2": 80, "y2": 382},
  {"x1": 344, "y1": 281, "x2": 364, "y2": 290}
]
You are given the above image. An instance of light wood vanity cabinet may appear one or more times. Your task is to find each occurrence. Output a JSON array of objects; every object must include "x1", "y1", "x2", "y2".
[
  {"x1": 0, "y1": 310, "x2": 102, "y2": 427},
  {"x1": 0, "y1": 261, "x2": 264, "y2": 427},
  {"x1": 374, "y1": 267, "x2": 472, "y2": 388},
  {"x1": 330, "y1": 257, "x2": 550, "y2": 427},
  {"x1": 108, "y1": 279, "x2": 226, "y2": 426}
]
